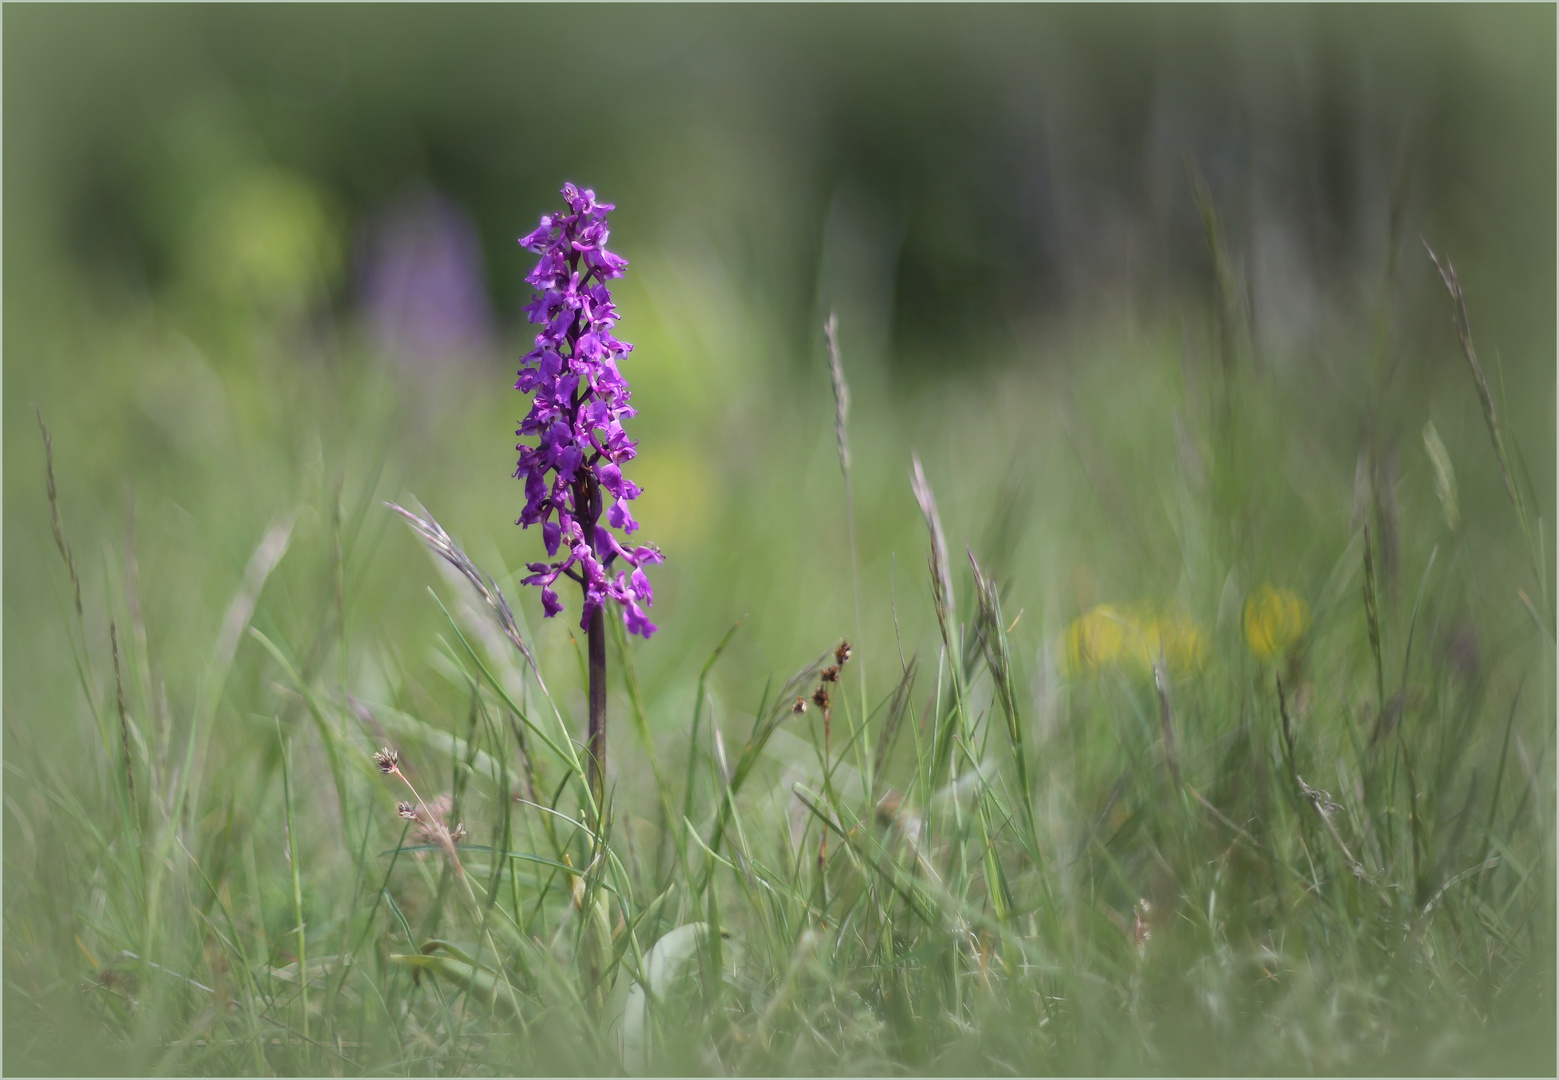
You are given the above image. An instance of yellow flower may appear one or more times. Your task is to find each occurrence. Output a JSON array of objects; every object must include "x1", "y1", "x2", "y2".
[
  {"x1": 1064, "y1": 605, "x2": 1127, "y2": 674},
  {"x1": 1064, "y1": 605, "x2": 1208, "y2": 676},
  {"x1": 1243, "y1": 585, "x2": 1311, "y2": 662},
  {"x1": 1148, "y1": 613, "x2": 1209, "y2": 674},
  {"x1": 1120, "y1": 609, "x2": 1159, "y2": 674},
  {"x1": 1121, "y1": 610, "x2": 1207, "y2": 675}
]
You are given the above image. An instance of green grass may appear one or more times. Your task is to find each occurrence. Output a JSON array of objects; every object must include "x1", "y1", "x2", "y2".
[{"x1": 4, "y1": 235, "x2": 1554, "y2": 1076}]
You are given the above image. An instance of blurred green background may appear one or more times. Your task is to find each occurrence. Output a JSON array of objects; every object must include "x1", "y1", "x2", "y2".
[
  {"x1": 3, "y1": 7, "x2": 1554, "y2": 1070},
  {"x1": 7, "y1": 3, "x2": 1552, "y2": 738}
]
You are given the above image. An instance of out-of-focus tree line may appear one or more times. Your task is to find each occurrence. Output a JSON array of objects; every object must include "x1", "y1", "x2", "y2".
[{"x1": 7, "y1": 5, "x2": 1552, "y2": 382}]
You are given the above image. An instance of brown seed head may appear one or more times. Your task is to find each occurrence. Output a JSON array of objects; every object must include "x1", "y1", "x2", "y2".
[
  {"x1": 812, "y1": 686, "x2": 831, "y2": 711},
  {"x1": 396, "y1": 801, "x2": 418, "y2": 821},
  {"x1": 450, "y1": 822, "x2": 469, "y2": 842},
  {"x1": 820, "y1": 665, "x2": 839, "y2": 683},
  {"x1": 374, "y1": 747, "x2": 400, "y2": 774},
  {"x1": 835, "y1": 640, "x2": 852, "y2": 666},
  {"x1": 792, "y1": 696, "x2": 808, "y2": 714}
]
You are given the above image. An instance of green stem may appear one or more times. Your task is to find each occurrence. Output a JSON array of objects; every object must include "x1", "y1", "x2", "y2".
[{"x1": 278, "y1": 723, "x2": 309, "y2": 1054}]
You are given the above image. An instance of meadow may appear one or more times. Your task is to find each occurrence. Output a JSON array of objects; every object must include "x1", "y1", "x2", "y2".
[
  {"x1": 8, "y1": 218, "x2": 1555, "y2": 1074},
  {"x1": 4, "y1": 7, "x2": 1555, "y2": 1076}
]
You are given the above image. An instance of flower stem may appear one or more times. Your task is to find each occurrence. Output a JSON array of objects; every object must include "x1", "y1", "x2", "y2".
[{"x1": 587, "y1": 603, "x2": 607, "y2": 815}]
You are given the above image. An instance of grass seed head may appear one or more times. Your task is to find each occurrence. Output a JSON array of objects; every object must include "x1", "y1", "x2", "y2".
[
  {"x1": 835, "y1": 640, "x2": 852, "y2": 666},
  {"x1": 1132, "y1": 899, "x2": 1153, "y2": 952},
  {"x1": 373, "y1": 747, "x2": 400, "y2": 774},
  {"x1": 93, "y1": 967, "x2": 130, "y2": 993},
  {"x1": 387, "y1": 499, "x2": 538, "y2": 666}
]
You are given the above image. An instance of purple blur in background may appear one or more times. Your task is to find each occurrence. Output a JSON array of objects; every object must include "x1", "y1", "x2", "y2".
[{"x1": 356, "y1": 189, "x2": 495, "y2": 365}]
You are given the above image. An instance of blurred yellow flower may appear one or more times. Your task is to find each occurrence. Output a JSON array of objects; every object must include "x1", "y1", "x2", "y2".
[
  {"x1": 1064, "y1": 605, "x2": 1207, "y2": 677},
  {"x1": 1243, "y1": 585, "x2": 1311, "y2": 661},
  {"x1": 1142, "y1": 613, "x2": 1209, "y2": 674},
  {"x1": 1064, "y1": 605, "x2": 1126, "y2": 674}
]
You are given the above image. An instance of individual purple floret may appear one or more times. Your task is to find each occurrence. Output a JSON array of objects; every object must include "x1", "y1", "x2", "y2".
[{"x1": 514, "y1": 183, "x2": 661, "y2": 637}]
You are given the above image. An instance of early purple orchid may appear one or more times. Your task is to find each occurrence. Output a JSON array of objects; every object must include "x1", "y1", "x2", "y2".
[
  {"x1": 514, "y1": 183, "x2": 659, "y2": 806},
  {"x1": 514, "y1": 183, "x2": 660, "y2": 639}
]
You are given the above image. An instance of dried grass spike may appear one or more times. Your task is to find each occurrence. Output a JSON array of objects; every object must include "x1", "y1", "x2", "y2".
[
  {"x1": 910, "y1": 453, "x2": 954, "y2": 630},
  {"x1": 35, "y1": 407, "x2": 83, "y2": 619},
  {"x1": 386, "y1": 499, "x2": 536, "y2": 666}
]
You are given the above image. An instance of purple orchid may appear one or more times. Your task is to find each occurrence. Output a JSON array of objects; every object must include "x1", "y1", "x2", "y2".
[{"x1": 514, "y1": 183, "x2": 661, "y2": 639}]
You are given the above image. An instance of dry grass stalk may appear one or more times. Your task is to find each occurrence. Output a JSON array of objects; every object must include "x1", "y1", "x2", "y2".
[
  {"x1": 1362, "y1": 523, "x2": 1384, "y2": 711},
  {"x1": 825, "y1": 314, "x2": 866, "y2": 725},
  {"x1": 1423, "y1": 241, "x2": 1518, "y2": 509},
  {"x1": 36, "y1": 407, "x2": 83, "y2": 620},
  {"x1": 110, "y1": 620, "x2": 137, "y2": 819},
  {"x1": 386, "y1": 499, "x2": 537, "y2": 669},
  {"x1": 1188, "y1": 160, "x2": 1243, "y2": 382},
  {"x1": 910, "y1": 453, "x2": 953, "y2": 634},
  {"x1": 823, "y1": 314, "x2": 851, "y2": 476},
  {"x1": 124, "y1": 489, "x2": 153, "y2": 695},
  {"x1": 386, "y1": 499, "x2": 566, "y2": 805},
  {"x1": 1278, "y1": 677, "x2": 1369, "y2": 880},
  {"x1": 968, "y1": 551, "x2": 1019, "y2": 731},
  {"x1": 969, "y1": 549, "x2": 1038, "y2": 847},
  {"x1": 1297, "y1": 774, "x2": 1368, "y2": 881},
  {"x1": 375, "y1": 747, "x2": 467, "y2": 876},
  {"x1": 1152, "y1": 660, "x2": 1182, "y2": 791}
]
